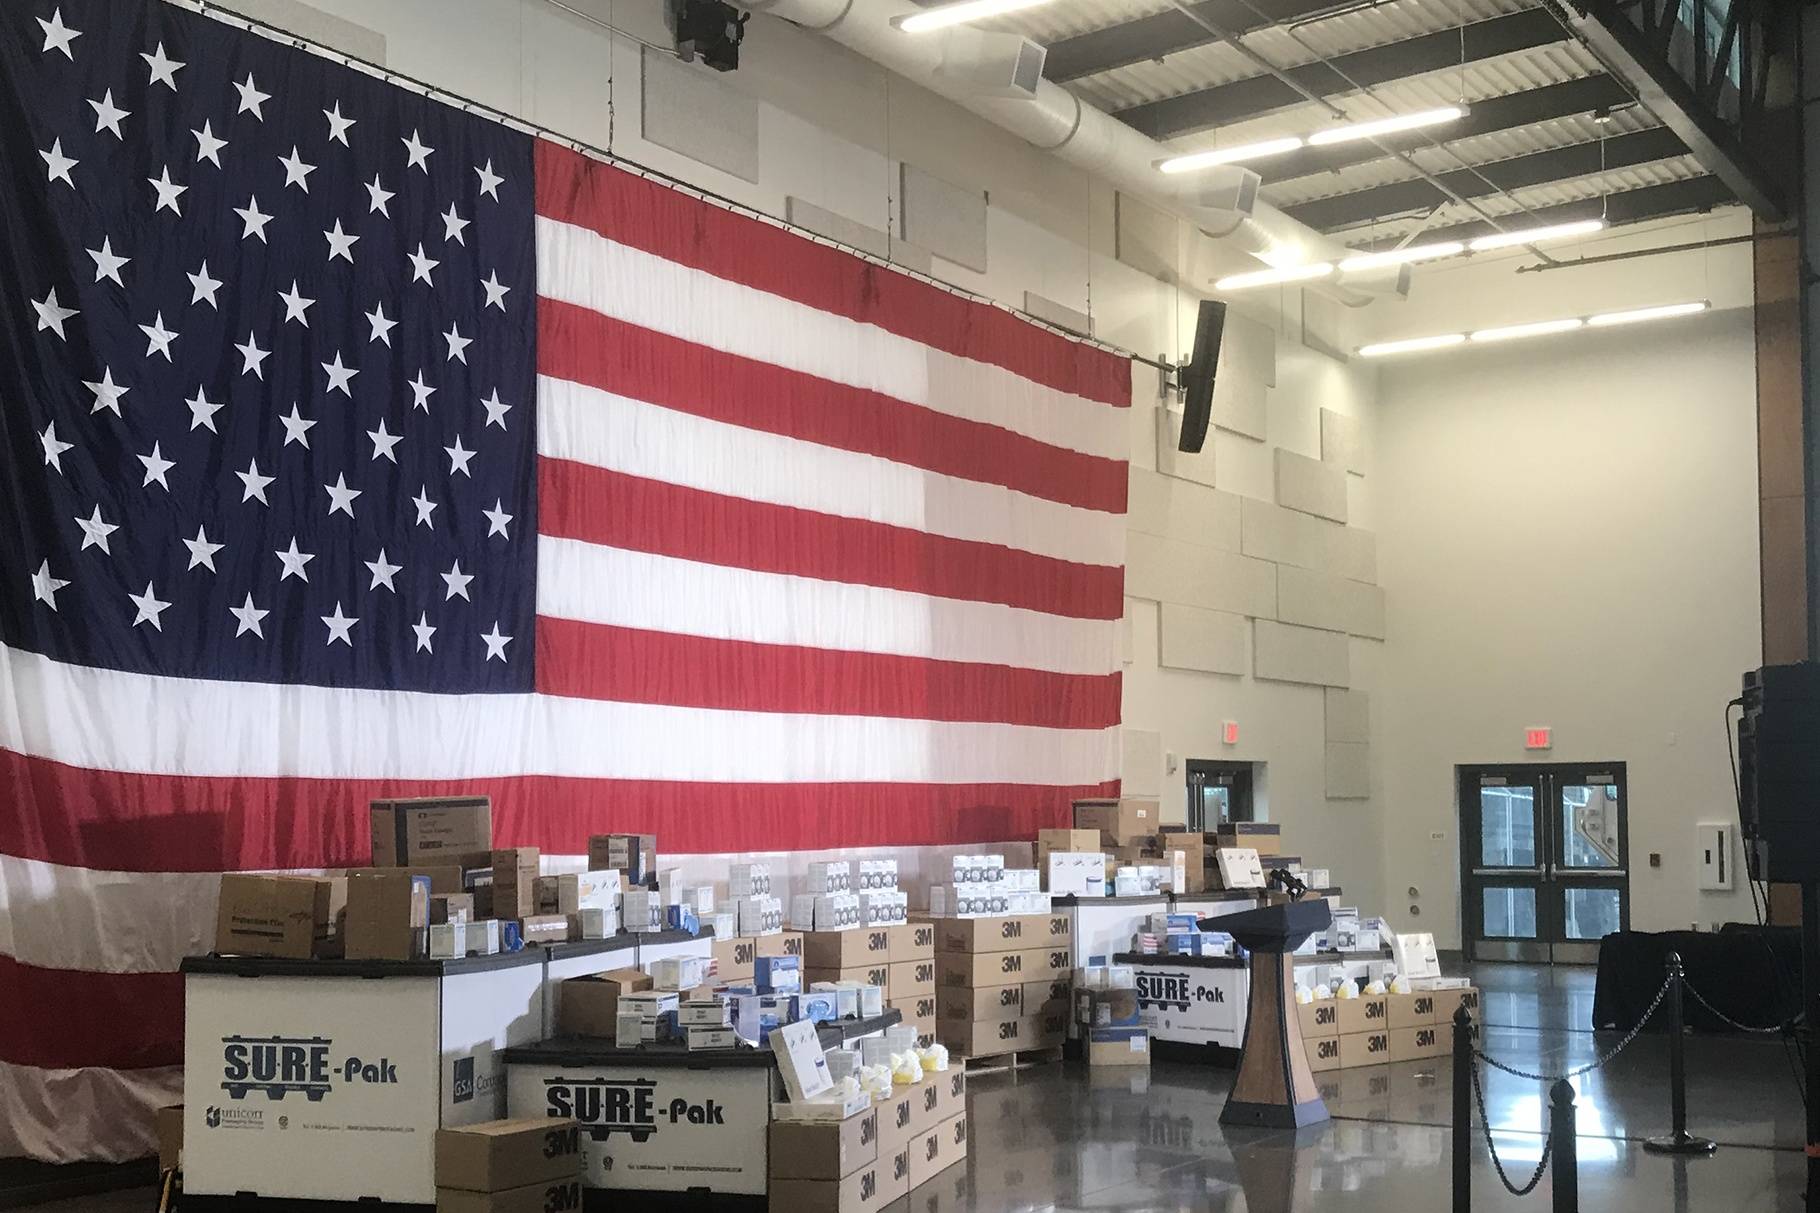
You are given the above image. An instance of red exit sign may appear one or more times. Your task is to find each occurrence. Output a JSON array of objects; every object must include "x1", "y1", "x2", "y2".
[
  {"x1": 1222, "y1": 721, "x2": 1239, "y2": 745},
  {"x1": 1525, "y1": 727, "x2": 1552, "y2": 750}
]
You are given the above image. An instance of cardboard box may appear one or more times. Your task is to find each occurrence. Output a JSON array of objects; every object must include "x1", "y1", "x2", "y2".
[
  {"x1": 1334, "y1": 995, "x2": 1389, "y2": 1036},
  {"x1": 1072, "y1": 798, "x2": 1157, "y2": 847},
  {"x1": 935, "y1": 945, "x2": 1069, "y2": 989},
  {"x1": 1305, "y1": 1034, "x2": 1343, "y2": 1072},
  {"x1": 156, "y1": 1104, "x2": 182, "y2": 1172},
  {"x1": 435, "y1": 1118, "x2": 581, "y2": 1192},
  {"x1": 435, "y1": 1180, "x2": 582, "y2": 1213},
  {"x1": 908, "y1": 1113, "x2": 967, "y2": 1189},
  {"x1": 214, "y1": 874, "x2": 346, "y2": 959},
  {"x1": 1338, "y1": 1030, "x2": 1391, "y2": 1068},
  {"x1": 713, "y1": 935, "x2": 758, "y2": 981},
  {"x1": 587, "y1": 833, "x2": 657, "y2": 883},
  {"x1": 431, "y1": 893, "x2": 475, "y2": 926},
  {"x1": 937, "y1": 1009, "x2": 1065, "y2": 1057},
  {"x1": 804, "y1": 963, "x2": 889, "y2": 990},
  {"x1": 1022, "y1": 977, "x2": 1070, "y2": 1011},
  {"x1": 1086, "y1": 1027, "x2": 1150, "y2": 1066},
  {"x1": 345, "y1": 871, "x2": 430, "y2": 961},
  {"x1": 371, "y1": 796, "x2": 492, "y2": 866},
  {"x1": 1429, "y1": 987, "x2": 1481, "y2": 1025},
  {"x1": 888, "y1": 922, "x2": 933, "y2": 963},
  {"x1": 888, "y1": 959, "x2": 935, "y2": 999},
  {"x1": 768, "y1": 1155, "x2": 904, "y2": 1213},
  {"x1": 933, "y1": 915, "x2": 1055, "y2": 954},
  {"x1": 756, "y1": 931, "x2": 805, "y2": 959},
  {"x1": 1037, "y1": 828, "x2": 1101, "y2": 854},
  {"x1": 805, "y1": 928, "x2": 895, "y2": 970},
  {"x1": 768, "y1": 1110, "x2": 878, "y2": 1180},
  {"x1": 1298, "y1": 1000, "x2": 1340, "y2": 1038},
  {"x1": 558, "y1": 969, "x2": 652, "y2": 1037},
  {"x1": 890, "y1": 994, "x2": 937, "y2": 1021},
  {"x1": 875, "y1": 1088, "x2": 917, "y2": 1155},
  {"x1": 344, "y1": 864, "x2": 467, "y2": 895},
  {"x1": 489, "y1": 848, "x2": 540, "y2": 920},
  {"x1": 1216, "y1": 822, "x2": 1280, "y2": 855},
  {"x1": 517, "y1": 914, "x2": 571, "y2": 945},
  {"x1": 939, "y1": 982, "x2": 1022, "y2": 1022},
  {"x1": 1159, "y1": 845, "x2": 1207, "y2": 894},
  {"x1": 1387, "y1": 992, "x2": 1439, "y2": 1029},
  {"x1": 1388, "y1": 1024, "x2": 1443, "y2": 1063}
]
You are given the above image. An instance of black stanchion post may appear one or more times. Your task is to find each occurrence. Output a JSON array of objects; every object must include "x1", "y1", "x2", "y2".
[
  {"x1": 1645, "y1": 952, "x2": 1717, "y2": 1156},
  {"x1": 1550, "y1": 1078, "x2": 1578, "y2": 1213},
  {"x1": 1453, "y1": 1004, "x2": 1472, "y2": 1213}
]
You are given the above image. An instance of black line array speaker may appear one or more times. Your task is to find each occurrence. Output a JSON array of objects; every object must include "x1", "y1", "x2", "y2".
[
  {"x1": 1739, "y1": 662, "x2": 1820, "y2": 881},
  {"x1": 1177, "y1": 299, "x2": 1227, "y2": 454}
]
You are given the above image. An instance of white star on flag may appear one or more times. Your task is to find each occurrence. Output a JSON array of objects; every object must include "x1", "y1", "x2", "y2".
[
  {"x1": 138, "y1": 443, "x2": 174, "y2": 489},
  {"x1": 129, "y1": 582, "x2": 171, "y2": 631},
  {"x1": 275, "y1": 538, "x2": 315, "y2": 582},
  {"x1": 38, "y1": 8, "x2": 81, "y2": 59},
  {"x1": 83, "y1": 367, "x2": 128, "y2": 415},
  {"x1": 237, "y1": 459, "x2": 275, "y2": 505},
  {"x1": 324, "y1": 101, "x2": 356, "y2": 144},
  {"x1": 75, "y1": 505, "x2": 118, "y2": 553},
  {"x1": 366, "y1": 550, "x2": 402, "y2": 592},
  {"x1": 142, "y1": 43, "x2": 184, "y2": 89},
  {"x1": 321, "y1": 603, "x2": 359, "y2": 647},
  {"x1": 183, "y1": 526, "x2": 224, "y2": 572},
  {"x1": 40, "y1": 138, "x2": 77, "y2": 186},
  {"x1": 231, "y1": 593, "x2": 269, "y2": 638},
  {"x1": 481, "y1": 623, "x2": 513, "y2": 662},
  {"x1": 30, "y1": 560, "x2": 70, "y2": 610},
  {"x1": 235, "y1": 73, "x2": 271, "y2": 119}
]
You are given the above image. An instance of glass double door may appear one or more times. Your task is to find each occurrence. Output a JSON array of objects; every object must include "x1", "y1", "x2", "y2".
[{"x1": 1461, "y1": 763, "x2": 1629, "y2": 964}]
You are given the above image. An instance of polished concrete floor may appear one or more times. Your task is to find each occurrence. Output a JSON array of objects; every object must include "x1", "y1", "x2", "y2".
[{"x1": 16, "y1": 965, "x2": 1810, "y2": 1212}]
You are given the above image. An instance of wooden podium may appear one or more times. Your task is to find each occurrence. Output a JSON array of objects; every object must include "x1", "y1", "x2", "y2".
[{"x1": 1202, "y1": 899, "x2": 1332, "y2": 1129}]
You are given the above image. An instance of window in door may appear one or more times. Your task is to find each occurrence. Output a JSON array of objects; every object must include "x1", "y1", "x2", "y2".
[{"x1": 1185, "y1": 761, "x2": 1255, "y2": 831}]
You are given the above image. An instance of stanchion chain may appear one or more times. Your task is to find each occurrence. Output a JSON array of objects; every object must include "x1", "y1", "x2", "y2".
[
  {"x1": 1679, "y1": 979, "x2": 1799, "y2": 1035},
  {"x1": 1473, "y1": 973, "x2": 1673, "y2": 1082},
  {"x1": 1470, "y1": 1058, "x2": 1552, "y2": 1197}
]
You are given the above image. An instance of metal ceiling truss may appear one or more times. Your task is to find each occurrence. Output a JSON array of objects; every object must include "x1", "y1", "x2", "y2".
[
  {"x1": 1043, "y1": 0, "x2": 1346, "y2": 82},
  {"x1": 1357, "y1": 172, "x2": 1733, "y2": 246}
]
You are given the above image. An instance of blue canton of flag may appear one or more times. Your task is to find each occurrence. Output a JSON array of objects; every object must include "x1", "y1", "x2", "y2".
[{"x1": 0, "y1": 0, "x2": 537, "y2": 692}]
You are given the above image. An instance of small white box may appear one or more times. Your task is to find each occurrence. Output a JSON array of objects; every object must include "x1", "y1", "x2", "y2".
[
  {"x1": 708, "y1": 911, "x2": 737, "y2": 939},
  {"x1": 466, "y1": 919, "x2": 501, "y2": 956},
  {"x1": 859, "y1": 890, "x2": 907, "y2": 926},
  {"x1": 616, "y1": 1011, "x2": 654, "y2": 1046},
  {"x1": 571, "y1": 907, "x2": 618, "y2": 940},
  {"x1": 1047, "y1": 852, "x2": 1106, "y2": 897},
  {"x1": 688, "y1": 1026, "x2": 739, "y2": 1050},
  {"x1": 652, "y1": 955, "x2": 709, "y2": 991},
  {"x1": 1215, "y1": 848, "x2": 1266, "y2": 890},
  {"x1": 729, "y1": 863, "x2": 771, "y2": 897},
  {"x1": 857, "y1": 984, "x2": 884, "y2": 1017},
  {"x1": 680, "y1": 999, "x2": 734, "y2": 1027},
  {"x1": 657, "y1": 868, "x2": 685, "y2": 907},
  {"x1": 623, "y1": 888, "x2": 662, "y2": 932},
  {"x1": 428, "y1": 921, "x2": 465, "y2": 960},
  {"x1": 1114, "y1": 868, "x2": 1141, "y2": 897},
  {"x1": 857, "y1": 859, "x2": 900, "y2": 891},
  {"x1": 805, "y1": 861, "x2": 851, "y2": 894},
  {"x1": 545, "y1": 870, "x2": 622, "y2": 915}
]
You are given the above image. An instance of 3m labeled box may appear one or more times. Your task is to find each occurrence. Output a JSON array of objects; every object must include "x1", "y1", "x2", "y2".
[
  {"x1": 1429, "y1": 986, "x2": 1481, "y2": 1024},
  {"x1": 215, "y1": 874, "x2": 346, "y2": 959},
  {"x1": 756, "y1": 931, "x2": 805, "y2": 958},
  {"x1": 713, "y1": 935, "x2": 758, "y2": 981},
  {"x1": 907, "y1": 1113, "x2": 967, "y2": 1189},
  {"x1": 1022, "y1": 976, "x2": 1070, "y2": 1011},
  {"x1": 888, "y1": 922, "x2": 934, "y2": 962},
  {"x1": 875, "y1": 1087, "x2": 917, "y2": 1155},
  {"x1": 889, "y1": 999, "x2": 936, "y2": 1047},
  {"x1": 768, "y1": 1156, "x2": 903, "y2": 1213},
  {"x1": 371, "y1": 796, "x2": 492, "y2": 866},
  {"x1": 935, "y1": 945, "x2": 1068, "y2": 988},
  {"x1": 887, "y1": 959, "x2": 935, "y2": 999},
  {"x1": 436, "y1": 1180, "x2": 583, "y2": 1213},
  {"x1": 1388, "y1": 1024, "x2": 1444, "y2": 1063},
  {"x1": 939, "y1": 982, "x2": 1022, "y2": 1022},
  {"x1": 1305, "y1": 1034, "x2": 1343, "y2": 1073},
  {"x1": 767, "y1": 1109, "x2": 879, "y2": 1180},
  {"x1": 557, "y1": 969, "x2": 652, "y2": 1037},
  {"x1": 805, "y1": 928, "x2": 894, "y2": 970},
  {"x1": 1298, "y1": 1000, "x2": 1340, "y2": 1038},
  {"x1": 1338, "y1": 1030, "x2": 1391, "y2": 1068},
  {"x1": 435, "y1": 1118, "x2": 581, "y2": 1192},
  {"x1": 805, "y1": 963, "x2": 889, "y2": 991},
  {"x1": 1387, "y1": 992, "x2": 1439, "y2": 1029},
  {"x1": 933, "y1": 914, "x2": 1054, "y2": 954},
  {"x1": 1334, "y1": 995, "x2": 1389, "y2": 1036},
  {"x1": 938, "y1": 1008, "x2": 1065, "y2": 1057}
]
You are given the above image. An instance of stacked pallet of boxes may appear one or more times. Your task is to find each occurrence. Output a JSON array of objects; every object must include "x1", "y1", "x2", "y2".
[
  {"x1": 767, "y1": 1067, "x2": 968, "y2": 1212},
  {"x1": 432, "y1": 1117, "x2": 583, "y2": 1213},
  {"x1": 793, "y1": 860, "x2": 936, "y2": 1046},
  {"x1": 1300, "y1": 986, "x2": 1479, "y2": 1074},
  {"x1": 933, "y1": 912, "x2": 1072, "y2": 1061}
]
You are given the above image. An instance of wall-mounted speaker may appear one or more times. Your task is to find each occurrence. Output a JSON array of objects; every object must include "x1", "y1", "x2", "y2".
[
  {"x1": 934, "y1": 29, "x2": 1047, "y2": 100},
  {"x1": 1177, "y1": 299, "x2": 1227, "y2": 454}
]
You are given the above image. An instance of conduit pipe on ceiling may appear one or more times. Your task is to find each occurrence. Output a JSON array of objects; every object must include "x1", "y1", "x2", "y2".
[{"x1": 742, "y1": 0, "x2": 1380, "y2": 303}]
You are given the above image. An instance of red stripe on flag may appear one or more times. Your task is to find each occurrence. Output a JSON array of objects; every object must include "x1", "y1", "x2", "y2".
[
  {"x1": 0, "y1": 958, "x2": 181, "y2": 1070},
  {"x1": 0, "y1": 747, "x2": 1114, "y2": 873},
  {"x1": 533, "y1": 616, "x2": 1121, "y2": 727},
  {"x1": 538, "y1": 458, "x2": 1123, "y2": 621},
  {"x1": 534, "y1": 140, "x2": 1131, "y2": 409},
  {"x1": 538, "y1": 299, "x2": 1128, "y2": 516}
]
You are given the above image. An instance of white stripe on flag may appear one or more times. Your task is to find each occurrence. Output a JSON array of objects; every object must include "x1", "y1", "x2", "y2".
[
  {"x1": 535, "y1": 216, "x2": 1129, "y2": 463},
  {"x1": 536, "y1": 376, "x2": 1126, "y2": 570},
  {"x1": 0, "y1": 1060, "x2": 180, "y2": 1162},
  {"x1": 537, "y1": 536, "x2": 1120, "y2": 676},
  {"x1": 0, "y1": 855, "x2": 220, "y2": 973},
  {"x1": 0, "y1": 642, "x2": 1122, "y2": 784}
]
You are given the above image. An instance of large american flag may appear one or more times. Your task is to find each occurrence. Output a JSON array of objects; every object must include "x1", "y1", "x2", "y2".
[{"x1": 0, "y1": 0, "x2": 1129, "y2": 1160}]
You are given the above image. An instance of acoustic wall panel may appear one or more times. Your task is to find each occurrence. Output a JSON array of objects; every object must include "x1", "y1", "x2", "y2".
[
  {"x1": 1324, "y1": 688, "x2": 1370, "y2": 744},
  {"x1": 1277, "y1": 565, "x2": 1386, "y2": 639},
  {"x1": 1128, "y1": 467, "x2": 1241, "y2": 552},
  {"x1": 785, "y1": 196, "x2": 933, "y2": 274},
  {"x1": 1115, "y1": 191, "x2": 1179, "y2": 285},
  {"x1": 899, "y1": 162, "x2": 988, "y2": 273},
  {"x1": 1155, "y1": 406, "x2": 1218, "y2": 489},
  {"x1": 1274, "y1": 448, "x2": 1348, "y2": 523},
  {"x1": 1325, "y1": 742, "x2": 1370, "y2": 799},
  {"x1": 641, "y1": 46, "x2": 761, "y2": 183},
  {"x1": 1159, "y1": 603, "x2": 1248, "y2": 675},
  {"x1": 1023, "y1": 290, "x2": 1093, "y2": 337},
  {"x1": 1123, "y1": 729, "x2": 1164, "y2": 796},
  {"x1": 230, "y1": 0, "x2": 386, "y2": 61},
  {"x1": 1320, "y1": 407, "x2": 1362, "y2": 475},
  {"x1": 1126, "y1": 531, "x2": 1278, "y2": 620},
  {"x1": 1207, "y1": 310, "x2": 1275, "y2": 442},
  {"x1": 1253, "y1": 619, "x2": 1349, "y2": 687},
  {"x1": 1239, "y1": 498, "x2": 1377, "y2": 584}
]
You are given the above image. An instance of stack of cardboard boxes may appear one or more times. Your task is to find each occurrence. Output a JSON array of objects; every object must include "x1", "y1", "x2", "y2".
[
  {"x1": 432, "y1": 1117, "x2": 582, "y2": 1213},
  {"x1": 769, "y1": 1070, "x2": 967, "y2": 1212},
  {"x1": 1300, "y1": 987, "x2": 1479, "y2": 1073},
  {"x1": 932, "y1": 914, "x2": 1071, "y2": 1059},
  {"x1": 802, "y1": 924, "x2": 935, "y2": 1045}
]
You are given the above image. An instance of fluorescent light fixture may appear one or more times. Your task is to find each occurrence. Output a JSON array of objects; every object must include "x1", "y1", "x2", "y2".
[
  {"x1": 1358, "y1": 333, "x2": 1467, "y2": 357},
  {"x1": 1469, "y1": 317, "x2": 1584, "y2": 343},
  {"x1": 892, "y1": 0, "x2": 1054, "y2": 34},
  {"x1": 1158, "y1": 137, "x2": 1304, "y2": 174},
  {"x1": 1339, "y1": 240, "x2": 1466, "y2": 272},
  {"x1": 1306, "y1": 105, "x2": 1466, "y2": 146},
  {"x1": 1587, "y1": 300, "x2": 1710, "y2": 327},
  {"x1": 1214, "y1": 261, "x2": 1333, "y2": 291},
  {"x1": 1467, "y1": 219, "x2": 1606, "y2": 252}
]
